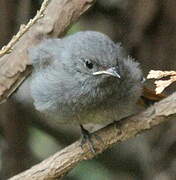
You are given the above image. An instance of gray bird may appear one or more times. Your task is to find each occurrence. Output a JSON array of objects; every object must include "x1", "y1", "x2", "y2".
[{"x1": 28, "y1": 31, "x2": 143, "y2": 145}]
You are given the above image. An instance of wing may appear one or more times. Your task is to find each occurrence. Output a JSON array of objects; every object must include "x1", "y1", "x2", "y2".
[{"x1": 27, "y1": 38, "x2": 62, "y2": 69}]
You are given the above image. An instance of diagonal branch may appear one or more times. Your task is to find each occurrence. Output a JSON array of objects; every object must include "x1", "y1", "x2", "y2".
[
  {"x1": 9, "y1": 92, "x2": 176, "y2": 180},
  {"x1": 0, "y1": 0, "x2": 95, "y2": 103}
]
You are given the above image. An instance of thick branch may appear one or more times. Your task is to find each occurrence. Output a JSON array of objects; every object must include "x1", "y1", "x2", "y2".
[
  {"x1": 0, "y1": 0, "x2": 95, "y2": 103},
  {"x1": 9, "y1": 92, "x2": 176, "y2": 180}
]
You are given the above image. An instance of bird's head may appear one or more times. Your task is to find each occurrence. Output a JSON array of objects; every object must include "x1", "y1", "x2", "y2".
[{"x1": 59, "y1": 31, "x2": 143, "y2": 95}]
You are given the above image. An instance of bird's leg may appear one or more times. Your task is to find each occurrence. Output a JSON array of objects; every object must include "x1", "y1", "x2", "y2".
[{"x1": 80, "y1": 124, "x2": 96, "y2": 154}]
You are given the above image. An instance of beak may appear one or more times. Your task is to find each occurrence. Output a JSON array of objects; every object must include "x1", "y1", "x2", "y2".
[{"x1": 93, "y1": 67, "x2": 121, "y2": 78}]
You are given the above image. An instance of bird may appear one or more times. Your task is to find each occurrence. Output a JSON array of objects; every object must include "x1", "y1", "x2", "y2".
[{"x1": 28, "y1": 31, "x2": 165, "y2": 151}]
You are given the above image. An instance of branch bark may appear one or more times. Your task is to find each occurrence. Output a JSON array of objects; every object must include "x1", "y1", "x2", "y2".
[
  {"x1": 0, "y1": 0, "x2": 95, "y2": 103},
  {"x1": 9, "y1": 92, "x2": 176, "y2": 180}
]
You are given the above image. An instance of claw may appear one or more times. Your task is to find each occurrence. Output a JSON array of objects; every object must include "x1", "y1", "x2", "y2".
[
  {"x1": 79, "y1": 125, "x2": 104, "y2": 154},
  {"x1": 80, "y1": 125, "x2": 96, "y2": 154}
]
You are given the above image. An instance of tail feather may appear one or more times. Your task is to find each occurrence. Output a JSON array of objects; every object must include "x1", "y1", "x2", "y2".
[{"x1": 138, "y1": 86, "x2": 167, "y2": 107}]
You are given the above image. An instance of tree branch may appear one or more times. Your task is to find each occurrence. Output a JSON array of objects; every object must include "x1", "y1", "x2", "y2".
[
  {"x1": 0, "y1": 0, "x2": 95, "y2": 103},
  {"x1": 9, "y1": 92, "x2": 176, "y2": 180}
]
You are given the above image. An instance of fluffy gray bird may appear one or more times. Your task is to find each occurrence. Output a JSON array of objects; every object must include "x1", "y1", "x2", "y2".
[{"x1": 28, "y1": 31, "x2": 143, "y2": 140}]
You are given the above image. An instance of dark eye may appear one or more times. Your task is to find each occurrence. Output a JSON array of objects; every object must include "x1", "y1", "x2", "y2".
[{"x1": 85, "y1": 60, "x2": 93, "y2": 69}]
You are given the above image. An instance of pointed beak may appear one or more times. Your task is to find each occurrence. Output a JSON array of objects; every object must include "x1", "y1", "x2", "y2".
[{"x1": 93, "y1": 67, "x2": 121, "y2": 78}]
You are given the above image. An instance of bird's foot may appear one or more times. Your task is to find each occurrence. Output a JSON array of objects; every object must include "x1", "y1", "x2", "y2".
[{"x1": 80, "y1": 125, "x2": 98, "y2": 154}]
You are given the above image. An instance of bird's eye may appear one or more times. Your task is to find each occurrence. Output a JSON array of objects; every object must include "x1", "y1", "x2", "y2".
[{"x1": 85, "y1": 60, "x2": 93, "y2": 69}]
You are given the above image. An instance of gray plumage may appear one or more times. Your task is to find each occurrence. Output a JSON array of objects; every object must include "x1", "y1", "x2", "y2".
[{"x1": 28, "y1": 31, "x2": 143, "y2": 124}]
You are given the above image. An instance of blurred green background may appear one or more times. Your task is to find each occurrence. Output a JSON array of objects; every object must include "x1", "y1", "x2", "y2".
[{"x1": 1, "y1": 0, "x2": 176, "y2": 179}]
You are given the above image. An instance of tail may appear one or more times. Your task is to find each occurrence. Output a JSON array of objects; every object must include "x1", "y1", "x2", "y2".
[{"x1": 138, "y1": 86, "x2": 167, "y2": 107}]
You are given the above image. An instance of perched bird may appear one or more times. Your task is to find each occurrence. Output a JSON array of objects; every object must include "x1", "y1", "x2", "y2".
[{"x1": 28, "y1": 31, "x2": 163, "y2": 149}]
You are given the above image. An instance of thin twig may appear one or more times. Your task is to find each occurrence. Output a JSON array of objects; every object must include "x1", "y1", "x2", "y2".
[{"x1": 147, "y1": 70, "x2": 176, "y2": 94}]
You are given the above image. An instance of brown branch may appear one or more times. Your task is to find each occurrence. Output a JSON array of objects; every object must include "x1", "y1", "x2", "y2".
[
  {"x1": 0, "y1": 0, "x2": 95, "y2": 103},
  {"x1": 9, "y1": 92, "x2": 176, "y2": 180}
]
